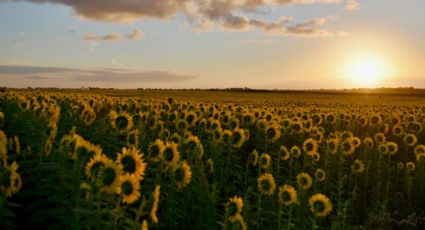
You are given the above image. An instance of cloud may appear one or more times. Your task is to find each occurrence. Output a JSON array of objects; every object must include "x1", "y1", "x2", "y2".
[
  {"x1": 241, "y1": 38, "x2": 273, "y2": 45},
  {"x1": 67, "y1": 27, "x2": 76, "y2": 33},
  {"x1": 127, "y1": 29, "x2": 144, "y2": 40},
  {"x1": 345, "y1": 0, "x2": 359, "y2": 10},
  {"x1": 0, "y1": 64, "x2": 197, "y2": 86},
  {"x1": 11, "y1": 0, "x2": 349, "y2": 38},
  {"x1": 82, "y1": 32, "x2": 122, "y2": 42}
]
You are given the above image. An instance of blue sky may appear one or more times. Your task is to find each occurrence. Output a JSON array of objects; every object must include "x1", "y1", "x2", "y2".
[{"x1": 0, "y1": 0, "x2": 424, "y2": 89}]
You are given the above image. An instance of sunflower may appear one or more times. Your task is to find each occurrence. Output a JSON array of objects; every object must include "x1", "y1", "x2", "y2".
[
  {"x1": 118, "y1": 174, "x2": 141, "y2": 204},
  {"x1": 226, "y1": 196, "x2": 243, "y2": 222},
  {"x1": 85, "y1": 153, "x2": 111, "y2": 178},
  {"x1": 174, "y1": 161, "x2": 192, "y2": 189},
  {"x1": 351, "y1": 137, "x2": 361, "y2": 148},
  {"x1": 297, "y1": 172, "x2": 312, "y2": 191},
  {"x1": 118, "y1": 148, "x2": 146, "y2": 179},
  {"x1": 184, "y1": 135, "x2": 204, "y2": 159},
  {"x1": 387, "y1": 142, "x2": 398, "y2": 155},
  {"x1": 315, "y1": 169, "x2": 326, "y2": 182},
  {"x1": 303, "y1": 138, "x2": 318, "y2": 156},
  {"x1": 311, "y1": 152, "x2": 321, "y2": 162},
  {"x1": 100, "y1": 161, "x2": 122, "y2": 194},
  {"x1": 290, "y1": 146, "x2": 302, "y2": 158},
  {"x1": 392, "y1": 126, "x2": 404, "y2": 137},
  {"x1": 340, "y1": 139, "x2": 355, "y2": 156},
  {"x1": 175, "y1": 118, "x2": 189, "y2": 133},
  {"x1": 110, "y1": 111, "x2": 134, "y2": 131},
  {"x1": 370, "y1": 114, "x2": 382, "y2": 126},
  {"x1": 257, "y1": 173, "x2": 276, "y2": 196},
  {"x1": 397, "y1": 162, "x2": 404, "y2": 170},
  {"x1": 378, "y1": 143, "x2": 389, "y2": 155},
  {"x1": 161, "y1": 142, "x2": 180, "y2": 169},
  {"x1": 128, "y1": 129, "x2": 139, "y2": 147},
  {"x1": 406, "y1": 162, "x2": 415, "y2": 172},
  {"x1": 280, "y1": 146, "x2": 290, "y2": 161},
  {"x1": 414, "y1": 145, "x2": 425, "y2": 155},
  {"x1": 150, "y1": 185, "x2": 161, "y2": 224},
  {"x1": 309, "y1": 193, "x2": 333, "y2": 217},
  {"x1": 148, "y1": 139, "x2": 165, "y2": 163},
  {"x1": 326, "y1": 114, "x2": 336, "y2": 124},
  {"x1": 44, "y1": 138, "x2": 53, "y2": 156},
  {"x1": 416, "y1": 153, "x2": 425, "y2": 163},
  {"x1": 404, "y1": 134, "x2": 417, "y2": 147},
  {"x1": 351, "y1": 159, "x2": 365, "y2": 174},
  {"x1": 363, "y1": 137, "x2": 374, "y2": 149},
  {"x1": 0, "y1": 161, "x2": 22, "y2": 197},
  {"x1": 207, "y1": 158, "x2": 214, "y2": 173},
  {"x1": 278, "y1": 184, "x2": 298, "y2": 206},
  {"x1": 327, "y1": 138, "x2": 339, "y2": 154},
  {"x1": 249, "y1": 150, "x2": 259, "y2": 166},
  {"x1": 259, "y1": 153, "x2": 272, "y2": 170},
  {"x1": 374, "y1": 133, "x2": 386, "y2": 144},
  {"x1": 265, "y1": 125, "x2": 281, "y2": 143},
  {"x1": 227, "y1": 213, "x2": 247, "y2": 230},
  {"x1": 230, "y1": 128, "x2": 247, "y2": 148}
]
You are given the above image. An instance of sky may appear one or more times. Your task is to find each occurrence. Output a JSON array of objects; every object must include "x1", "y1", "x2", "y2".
[{"x1": 0, "y1": 0, "x2": 424, "y2": 89}]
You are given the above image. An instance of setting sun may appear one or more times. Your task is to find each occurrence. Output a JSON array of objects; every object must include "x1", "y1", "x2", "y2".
[{"x1": 346, "y1": 55, "x2": 389, "y2": 87}]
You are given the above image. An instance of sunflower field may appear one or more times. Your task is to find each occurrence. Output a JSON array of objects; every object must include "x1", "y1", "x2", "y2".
[{"x1": 1, "y1": 90, "x2": 425, "y2": 229}]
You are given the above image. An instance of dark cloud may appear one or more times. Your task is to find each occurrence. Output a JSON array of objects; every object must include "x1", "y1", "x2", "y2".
[
  {"x1": 0, "y1": 65, "x2": 197, "y2": 84},
  {"x1": 7, "y1": 0, "x2": 349, "y2": 37}
]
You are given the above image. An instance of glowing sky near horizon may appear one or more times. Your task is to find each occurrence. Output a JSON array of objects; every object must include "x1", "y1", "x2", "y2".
[{"x1": 0, "y1": 0, "x2": 424, "y2": 89}]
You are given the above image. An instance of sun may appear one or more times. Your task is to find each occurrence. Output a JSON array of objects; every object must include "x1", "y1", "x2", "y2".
[{"x1": 346, "y1": 55, "x2": 388, "y2": 87}]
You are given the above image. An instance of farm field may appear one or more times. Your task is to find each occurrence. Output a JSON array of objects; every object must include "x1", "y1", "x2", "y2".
[{"x1": 1, "y1": 89, "x2": 425, "y2": 229}]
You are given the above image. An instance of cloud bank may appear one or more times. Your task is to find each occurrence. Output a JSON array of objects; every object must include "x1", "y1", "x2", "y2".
[
  {"x1": 0, "y1": 64, "x2": 197, "y2": 88},
  {"x1": 7, "y1": 0, "x2": 359, "y2": 37}
]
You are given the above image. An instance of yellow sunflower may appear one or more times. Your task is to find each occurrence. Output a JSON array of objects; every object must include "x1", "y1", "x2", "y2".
[
  {"x1": 249, "y1": 150, "x2": 259, "y2": 166},
  {"x1": 116, "y1": 147, "x2": 146, "y2": 180},
  {"x1": 226, "y1": 196, "x2": 243, "y2": 222},
  {"x1": 118, "y1": 174, "x2": 141, "y2": 204},
  {"x1": 314, "y1": 169, "x2": 326, "y2": 182},
  {"x1": 150, "y1": 185, "x2": 161, "y2": 224},
  {"x1": 0, "y1": 161, "x2": 22, "y2": 197},
  {"x1": 100, "y1": 161, "x2": 122, "y2": 194},
  {"x1": 85, "y1": 153, "x2": 111, "y2": 178},
  {"x1": 303, "y1": 138, "x2": 318, "y2": 156},
  {"x1": 406, "y1": 162, "x2": 415, "y2": 172},
  {"x1": 309, "y1": 193, "x2": 333, "y2": 217},
  {"x1": 148, "y1": 139, "x2": 165, "y2": 163},
  {"x1": 110, "y1": 111, "x2": 134, "y2": 131},
  {"x1": 351, "y1": 159, "x2": 365, "y2": 174},
  {"x1": 278, "y1": 184, "x2": 298, "y2": 206},
  {"x1": 259, "y1": 153, "x2": 271, "y2": 170},
  {"x1": 230, "y1": 128, "x2": 247, "y2": 148},
  {"x1": 161, "y1": 142, "x2": 180, "y2": 169},
  {"x1": 174, "y1": 161, "x2": 192, "y2": 189},
  {"x1": 387, "y1": 142, "x2": 398, "y2": 155},
  {"x1": 257, "y1": 173, "x2": 276, "y2": 196},
  {"x1": 363, "y1": 137, "x2": 374, "y2": 149},
  {"x1": 297, "y1": 172, "x2": 312, "y2": 191},
  {"x1": 404, "y1": 134, "x2": 417, "y2": 147},
  {"x1": 280, "y1": 146, "x2": 290, "y2": 161},
  {"x1": 290, "y1": 146, "x2": 302, "y2": 158},
  {"x1": 326, "y1": 138, "x2": 339, "y2": 154}
]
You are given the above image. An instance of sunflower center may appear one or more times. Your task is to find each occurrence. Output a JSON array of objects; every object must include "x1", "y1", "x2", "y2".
[
  {"x1": 232, "y1": 133, "x2": 242, "y2": 144},
  {"x1": 121, "y1": 181, "x2": 133, "y2": 195},
  {"x1": 121, "y1": 155, "x2": 136, "y2": 174},
  {"x1": 227, "y1": 203, "x2": 238, "y2": 216},
  {"x1": 175, "y1": 168, "x2": 185, "y2": 181},
  {"x1": 164, "y1": 148, "x2": 174, "y2": 162},
  {"x1": 261, "y1": 180, "x2": 271, "y2": 191},
  {"x1": 314, "y1": 201, "x2": 325, "y2": 213},
  {"x1": 102, "y1": 167, "x2": 116, "y2": 186},
  {"x1": 116, "y1": 116, "x2": 129, "y2": 129},
  {"x1": 281, "y1": 191, "x2": 291, "y2": 202}
]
